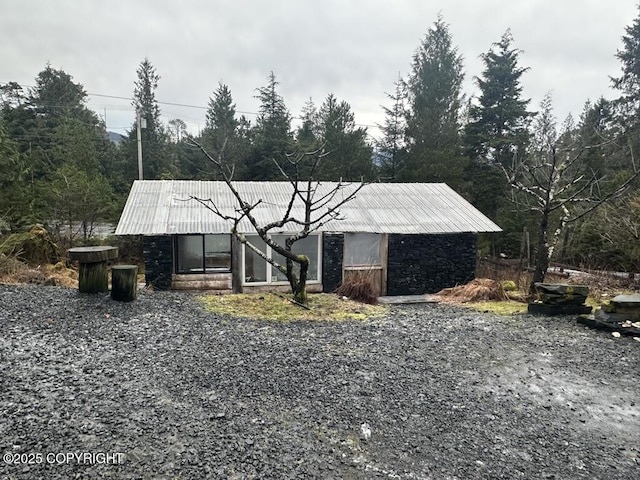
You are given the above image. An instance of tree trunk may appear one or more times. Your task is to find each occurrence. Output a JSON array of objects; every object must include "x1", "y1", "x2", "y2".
[
  {"x1": 286, "y1": 255, "x2": 309, "y2": 305},
  {"x1": 294, "y1": 257, "x2": 309, "y2": 304},
  {"x1": 530, "y1": 211, "x2": 550, "y2": 293}
]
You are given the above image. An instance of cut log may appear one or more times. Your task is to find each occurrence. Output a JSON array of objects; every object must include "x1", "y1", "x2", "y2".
[
  {"x1": 78, "y1": 261, "x2": 109, "y2": 293},
  {"x1": 68, "y1": 246, "x2": 119, "y2": 263},
  {"x1": 111, "y1": 265, "x2": 138, "y2": 302},
  {"x1": 68, "y1": 246, "x2": 119, "y2": 294}
]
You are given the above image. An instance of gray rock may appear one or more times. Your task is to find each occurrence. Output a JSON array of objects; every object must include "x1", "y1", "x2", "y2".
[{"x1": 0, "y1": 285, "x2": 638, "y2": 480}]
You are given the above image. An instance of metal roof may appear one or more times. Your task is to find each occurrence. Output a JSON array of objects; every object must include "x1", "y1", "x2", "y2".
[{"x1": 115, "y1": 180, "x2": 502, "y2": 235}]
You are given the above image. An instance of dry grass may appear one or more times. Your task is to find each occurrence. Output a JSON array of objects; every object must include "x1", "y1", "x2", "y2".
[
  {"x1": 472, "y1": 258, "x2": 640, "y2": 311},
  {"x1": 199, "y1": 292, "x2": 388, "y2": 322},
  {"x1": 436, "y1": 278, "x2": 508, "y2": 303},
  {"x1": 336, "y1": 270, "x2": 379, "y2": 304},
  {"x1": 476, "y1": 259, "x2": 533, "y2": 293},
  {"x1": 0, "y1": 262, "x2": 78, "y2": 288}
]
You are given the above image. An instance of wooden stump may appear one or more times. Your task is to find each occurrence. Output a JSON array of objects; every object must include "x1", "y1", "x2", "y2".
[
  {"x1": 69, "y1": 246, "x2": 118, "y2": 294},
  {"x1": 111, "y1": 265, "x2": 138, "y2": 302},
  {"x1": 78, "y1": 261, "x2": 109, "y2": 293}
]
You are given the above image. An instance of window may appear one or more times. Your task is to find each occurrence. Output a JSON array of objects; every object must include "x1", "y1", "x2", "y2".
[
  {"x1": 344, "y1": 233, "x2": 381, "y2": 266},
  {"x1": 244, "y1": 235, "x2": 267, "y2": 283},
  {"x1": 175, "y1": 234, "x2": 231, "y2": 273},
  {"x1": 243, "y1": 234, "x2": 321, "y2": 284},
  {"x1": 204, "y1": 235, "x2": 232, "y2": 271},
  {"x1": 271, "y1": 234, "x2": 319, "y2": 282}
]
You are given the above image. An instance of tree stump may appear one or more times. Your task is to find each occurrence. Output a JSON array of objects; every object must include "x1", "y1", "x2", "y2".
[
  {"x1": 111, "y1": 265, "x2": 138, "y2": 302},
  {"x1": 68, "y1": 246, "x2": 118, "y2": 293}
]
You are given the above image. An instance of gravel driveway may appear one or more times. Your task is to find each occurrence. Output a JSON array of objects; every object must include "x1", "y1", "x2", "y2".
[{"x1": 1, "y1": 285, "x2": 638, "y2": 479}]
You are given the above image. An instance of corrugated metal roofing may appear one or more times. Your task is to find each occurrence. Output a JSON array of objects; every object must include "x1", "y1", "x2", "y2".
[{"x1": 115, "y1": 180, "x2": 502, "y2": 235}]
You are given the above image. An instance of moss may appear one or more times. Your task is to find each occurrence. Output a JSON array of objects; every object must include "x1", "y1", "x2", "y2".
[
  {"x1": 467, "y1": 300, "x2": 528, "y2": 316},
  {"x1": 198, "y1": 292, "x2": 387, "y2": 322}
]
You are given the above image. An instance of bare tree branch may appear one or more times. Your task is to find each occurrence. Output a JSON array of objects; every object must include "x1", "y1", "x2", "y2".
[{"x1": 184, "y1": 135, "x2": 365, "y2": 304}]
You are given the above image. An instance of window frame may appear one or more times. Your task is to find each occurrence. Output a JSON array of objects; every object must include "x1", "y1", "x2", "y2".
[
  {"x1": 174, "y1": 234, "x2": 232, "y2": 274},
  {"x1": 242, "y1": 234, "x2": 322, "y2": 286},
  {"x1": 343, "y1": 232, "x2": 383, "y2": 268}
]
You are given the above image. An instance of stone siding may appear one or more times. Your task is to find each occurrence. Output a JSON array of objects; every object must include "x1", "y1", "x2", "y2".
[
  {"x1": 322, "y1": 233, "x2": 344, "y2": 293},
  {"x1": 143, "y1": 236, "x2": 173, "y2": 290},
  {"x1": 387, "y1": 233, "x2": 476, "y2": 295}
]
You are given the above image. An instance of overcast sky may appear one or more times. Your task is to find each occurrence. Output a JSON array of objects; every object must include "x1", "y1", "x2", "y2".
[{"x1": 1, "y1": 0, "x2": 638, "y2": 141}]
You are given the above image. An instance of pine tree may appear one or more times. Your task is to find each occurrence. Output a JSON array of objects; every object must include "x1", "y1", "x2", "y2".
[
  {"x1": 122, "y1": 58, "x2": 171, "y2": 181},
  {"x1": 316, "y1": 93, "x2": 373, "y2": 181},
  {"x1": 612, "y1": 6, "x2": 640, "y2": 121},
  {"x1": 465, "y1": 30, "x2": 532, "y2": 167},
  {"x1": 377, "y1": 75, "x2": 407, "y2": 181},
  {"x1": 295, "y1": 97, "x2": 320, "y2": 151},
  {"x1": 463, "y1": 30, "x2": 532, "y2": 225},
  {"x1": 28, "y1": 64, "x2": 91, "y2": 121},
  {"x1": 198, "y1": 83, "x2": 247, "y2": 179},
  {"x1": 246, "y1": 72, "x2": 292, "y2": 180},
  {"x1": 404, "y1": 16, "x2": 467, "y2": 189}
]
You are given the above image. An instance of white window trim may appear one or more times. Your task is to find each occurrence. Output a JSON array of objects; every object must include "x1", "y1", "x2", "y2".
[{"x1": 242, "y1": 234, "x2": 322, "y2": 286}]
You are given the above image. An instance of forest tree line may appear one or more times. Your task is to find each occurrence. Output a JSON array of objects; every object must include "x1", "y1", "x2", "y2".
[{"x1": 1, "y1": 13, "x2": 640, "y2": 274}]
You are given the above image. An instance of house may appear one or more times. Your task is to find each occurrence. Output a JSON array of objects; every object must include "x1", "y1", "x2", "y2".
[{"x1": 115, "y1": 180, "x2": 501, "y2": 295}]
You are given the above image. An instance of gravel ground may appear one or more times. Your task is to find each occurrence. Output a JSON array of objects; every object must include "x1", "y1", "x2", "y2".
[{"x1": 0, "y1": 284, "x2": 638, "y2": 480}]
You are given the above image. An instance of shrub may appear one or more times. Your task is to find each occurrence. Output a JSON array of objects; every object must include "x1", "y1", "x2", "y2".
[
  {"x1": 0, "y1": 225, "x2": 59, "y2": 265},
  {"x1": 501, "y1": 280, "x2": 517, "y2": 292}
]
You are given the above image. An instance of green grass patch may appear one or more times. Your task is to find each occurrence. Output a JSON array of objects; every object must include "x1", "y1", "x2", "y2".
[
  {"x1": 466, "y1": 300, "x2": 528, "y2": 316},
  {"x1": 198, "y1": 292, "x2": 388, "y2": 322}
]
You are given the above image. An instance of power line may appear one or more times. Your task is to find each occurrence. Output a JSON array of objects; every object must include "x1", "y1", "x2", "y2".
[{"x1": 1, "y1": 81, "x2": 381, "y2": 131}]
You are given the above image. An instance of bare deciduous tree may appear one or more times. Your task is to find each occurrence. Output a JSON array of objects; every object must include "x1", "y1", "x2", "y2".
[
  {"x1": 187, "y1": 137, "x2": 364, "y2": 304},
  {"x1": 503, "y1": 95, "x2": 639, "y2": 292}
]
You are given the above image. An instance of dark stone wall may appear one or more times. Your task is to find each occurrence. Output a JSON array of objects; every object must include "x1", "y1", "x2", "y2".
[
  {"x1": 143, "y1": 236, "x2": 173, "y2": 290},
  {"x1": 387, "y1": 233, "x2": 477, "y2": 295},
  {"x1": 322, "y1": 233, "x2": 344, "y2": 293}
]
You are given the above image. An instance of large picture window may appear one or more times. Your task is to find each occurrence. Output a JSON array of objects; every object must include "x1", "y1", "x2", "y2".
[
  {"x1": 243, "y1": 234, "x2": 321, "y2": 284},
  {"x1": 175, "y1": 234, "x2": 231, "y2": 273}
]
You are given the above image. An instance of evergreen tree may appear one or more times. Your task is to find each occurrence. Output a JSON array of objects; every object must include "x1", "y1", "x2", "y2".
[
  {"x1": 404, "y1": 16, "x2": 467, "y2": 189},
  {"x1": 465, "y1": 30, "x2": 532, "y2": 167},
  {"x1": 198, "y1": 83, "x2": 247, "y2": 179},
  {"x1": 610, "y1": 6, "x2": 640, "y2": 189},
  {"x1": 463, "y1": 30, "x2": 532, "y2": 227},
  {"x1": 612, "y1": 6, "x2": 640, "y2": 121},
  {"x1": 0, "y1": 66, "x2": 118, "y2": 230},
  {"x1": 28, "y1": 64, "x2": 92, "y2": 122},
  {"x1": 316, "y1": 93, "x2": 373, "y2": 180},
  {"x1": 295, "y1": 98, "x2": 320, "y2": 151},
  {"x1": 120, "y1": 58, "x2": 171, "y2": 182},
  {"x1": 377, "y1": 75, "x2": 407, "y2": 181},
  {"x1": 0, "y1": 116, "x2": 28, "y2": 230},
  {"x1": 246, "y1": 72, "x2": 292, "y2": 180}
]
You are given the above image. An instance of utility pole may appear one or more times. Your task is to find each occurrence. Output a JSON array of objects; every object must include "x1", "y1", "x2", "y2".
[{"x1": 136, "y1": 109, "x2": 145, "y2": 180}]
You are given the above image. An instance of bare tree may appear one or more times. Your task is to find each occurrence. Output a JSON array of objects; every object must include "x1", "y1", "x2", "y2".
[
  {"x1": 187, "y1": 137, "x2": 364, "y2": 305},
  {"x1": 503, "y1": 94, "x2": 639, "y2": 292}
]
